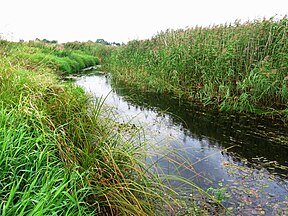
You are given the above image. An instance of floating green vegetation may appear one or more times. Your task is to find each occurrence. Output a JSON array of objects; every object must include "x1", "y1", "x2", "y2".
[{"x1": 106, "y1": 17, "x2": 288, "y2": 120}]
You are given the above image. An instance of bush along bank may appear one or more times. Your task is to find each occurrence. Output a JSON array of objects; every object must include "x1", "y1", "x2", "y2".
[
  {"x1": 107, "y1": 17, "x2": 288, "y2": 120},
  {"x1": 0, "y1": 40, "x2": 193, "y2": 215}
]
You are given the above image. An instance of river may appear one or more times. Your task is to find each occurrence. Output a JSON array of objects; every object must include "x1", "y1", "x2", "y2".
[{"x1": 73, "y1": 71, "x2": 288, "y2": 215}]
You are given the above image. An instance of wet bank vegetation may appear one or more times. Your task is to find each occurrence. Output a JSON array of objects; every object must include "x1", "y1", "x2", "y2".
[
  {"x1": 107, "y1": 17, "x2": 288, "y2": 121},
  {"x1": 0, "y1": 41, "x2": 211, "y2": 215}
]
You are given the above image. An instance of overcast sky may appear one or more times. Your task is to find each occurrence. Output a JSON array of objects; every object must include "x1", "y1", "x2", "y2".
[{"x1": 0, "y1": 0, "x2": 287, "y2": 43}]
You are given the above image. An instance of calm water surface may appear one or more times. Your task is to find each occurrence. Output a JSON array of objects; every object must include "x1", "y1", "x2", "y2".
[{"x1": 75, "y1": 72, "x2": 288, "y2": 215}]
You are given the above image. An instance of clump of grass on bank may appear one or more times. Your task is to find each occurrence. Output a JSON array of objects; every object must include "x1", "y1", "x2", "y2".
[
  {"x1": 63, "y1": 41, "x2": 114, "y2": 66},
  {"x1": 0, "y1": 106, "x2": 92, "y2": 215},
  {"x1": 0, "y1": 44, "x2": 94, "y2": 214},
  {"x1": 1, "y1": 40, "x2": 100, "y2": 75},
  {"x1": 106, "y1": 17, "x2": 288, "y2": 119},
  {"x1": 1, "y1": 40, "x2": 210, "y2": 215}
]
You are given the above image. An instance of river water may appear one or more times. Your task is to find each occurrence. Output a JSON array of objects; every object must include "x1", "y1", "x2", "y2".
[{"x1": 74, "y1": 72, "x2": 288, "y2": 215}]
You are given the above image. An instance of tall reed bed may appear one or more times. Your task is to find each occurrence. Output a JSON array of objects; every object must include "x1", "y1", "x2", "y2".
[
  {"x1": 1, "y1": 40, "x2": 196, "y2": 215},
  {"x1": 107, "y1": 17, "x2": 288, "y2": 118}
]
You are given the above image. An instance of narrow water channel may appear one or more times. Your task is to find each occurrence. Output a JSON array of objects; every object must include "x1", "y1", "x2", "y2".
[{"x1": 74, "y1": 72, "x2": 288, "y2": 215}]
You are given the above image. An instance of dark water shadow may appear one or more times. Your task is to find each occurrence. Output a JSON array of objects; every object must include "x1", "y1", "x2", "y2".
[{"x1": 112, "y1": 80, "x2": 288, "y2": 170}]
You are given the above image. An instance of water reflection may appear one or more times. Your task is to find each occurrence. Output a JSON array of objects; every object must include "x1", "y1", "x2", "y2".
[
  {"x1": 112, "y1": 81, "x2": 288, "y2": 170},
  {"x1": 75, "y1": 73, "x2": 288, "y2": 215}
]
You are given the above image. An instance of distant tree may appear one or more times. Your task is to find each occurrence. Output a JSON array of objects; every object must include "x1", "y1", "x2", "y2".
[
  {"x1": 96, "y1": 39, "x2": 110, "y2": 45},
  {"x1": 41, "y1": 38, "x2": 58, "y2": 44},
  {"x1": 42, "y1": 38, "x2": 50, "y2": 43},
  {"x1": 111, "y1": 42, "x2": 121, "y2": 46}
]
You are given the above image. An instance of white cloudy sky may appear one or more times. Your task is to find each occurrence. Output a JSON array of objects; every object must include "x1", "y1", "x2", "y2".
[{"x1": 0, "y1": 0, "x2": 287, "y2": 43}]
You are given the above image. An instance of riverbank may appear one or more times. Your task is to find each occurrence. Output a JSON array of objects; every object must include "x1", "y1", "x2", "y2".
[
  {"x1": 0, "y1": 40, "x2": 187, "y2": 215},
  {"x1": 106, "y1": 17, "x2": 288, "y2": 121},
  {"x1": 76, "y1": 72, "x2": 288, "y2": 215}
]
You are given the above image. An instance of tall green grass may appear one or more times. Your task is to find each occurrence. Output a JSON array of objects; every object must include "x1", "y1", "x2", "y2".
[
  {"x1": 0, "y1": 106, "x2": 93, "y2": 215},
  {"x1": 0, "y1": 44, "x2": 95, "y2": 214},
  {"x1": 107, "y1": 17, "x2": 288, "y2": 119}
]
